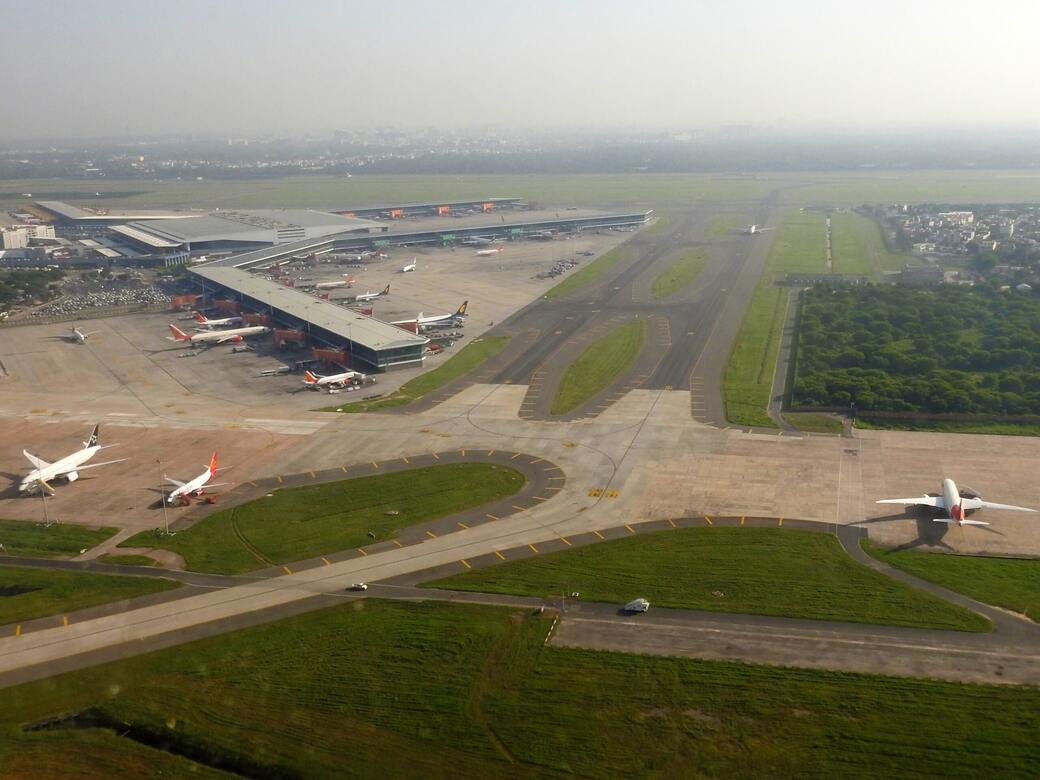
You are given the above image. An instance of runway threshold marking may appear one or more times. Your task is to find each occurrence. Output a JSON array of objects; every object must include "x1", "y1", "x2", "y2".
[
  {"x1": 486, "y1": 514, "x2": 500, "y2": 521},
  {"x1": 426, "y1": 530, "x2": 438, "y2": 539},
  {"x1": 624, "y1": 524, "x2": 636, "y2": 535},
  {"x1": 282, "y1": 565, "x2": 292, "y2": 575},
  {"x1": 593, "y1": 530, "x2": 605, "y2": 540},
  {"x1": 528, "y1": 543, "x2": 539, "y2": 553},
  {"x1": 704, "y1": 516, "x2": 713, "y2": 526},
  {"x1": 357, "y1": 548, "x2": 368, "y2": 556},
  {"x1": 494, "y1": 550, "x2": 506, "y2": 560},
  {"x1": 460, "y1": 559, "x2": 471, "y2": 569},
  {"x1": 321, "y1": 557, "x2": 331, "y2": 566},
  {"x1": 457, "y1": 521, "x2": 469, "y2": 529}
]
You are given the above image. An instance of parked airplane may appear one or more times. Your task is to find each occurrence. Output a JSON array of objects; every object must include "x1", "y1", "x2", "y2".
[
  {"x1": 462, "y1": 236, "x2": 497, "y2": 246},
  {"x1": 168, "y1": 324, "x2": 270, "y2": 346},
  {"x1": 64, "y1": 326, "x2": 99, "y2": 344},
  {"x1": 19, "y1": 425, "x2": 126, "y2": 495},
  {"x1": 193, "y1": 312, "x2": 242, "y2": 329},
  {"x1": 739, "y1": 224, "x2": 774, "y2": 235},
  {"x1": 302, "y1": 369, "x2": 365, "y2": 390},
  {"x1": 354, "y1": 284, "x2": 390, "y2": 302},
  {"x1": 391, "y1": 301, "x2": 468, "y2": 329},
  {"x1": 400, "y1": 259, "x2": 417, "y2": 273},
  {"x1": 876, "y1": 478, "x2": 1036, "y2": 526},
  {"x1": 164, "y1": 452, "x2": 229, "y2": 505},
  {"x1": 476, "y1": 247, "x2": 504, "y2": 257}
]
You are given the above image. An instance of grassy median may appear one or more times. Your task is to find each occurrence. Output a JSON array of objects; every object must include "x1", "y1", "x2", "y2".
[
  {"x1": 0, "y1": 600, "x2": 1035, "y2": 778},
  {"x1": 550, "y1": 320, "x2": 646, "y2": 415},
  {"x1": 0, "y1": 519, "x2": 117, "y2": 559},
  {"x1": 121, "y1": 463, "x2": 526, "y2": 574},
  {"x1": 429, "y1": 527, "x2": 989, "y2": 631},
  {"x1": 650, "y1": 250, "x2": 710, "y2": 299}
]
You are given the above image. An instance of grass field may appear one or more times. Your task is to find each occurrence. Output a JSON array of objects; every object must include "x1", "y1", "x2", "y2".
[
  {"x1": 0, "y1": 519, "x2": 117, "y2": 558},
  {"x1": 543, "y1": 246, "x2": 629, "y2": 300},
  {"x1": 0, "y1": 566, "x2": 178, "y2": 625},
  {"x1": 830, "y1": 211, "x2": 909, "y2": 275},
  {"x1": 783, "y1": 412, "x2": 844, "y2": 434},
  {"x1": 96, "y1": 554, "x2": 157, "y2": 567},
  {"x1": 1, "y1": 600, "x2": 1035, "y2": 779},
  {"x1": 550, "y1": 320, "x2": 646, "y2": 415},
  {"x1": 429, "y1": 527, "x2": 988, "y2": 631},
  {"x1": 855, "y1": 417, "x2": 1040, "y2": 436},
  {"x1": 120, "y1": 463, "x2": 526, "y2": 574},
  {"x1": 324, "y1": 335, "x2": 509, "y2": 413},
  {"x1": 867, "y1": 543, "x2": 1040, "y2": 621},
  {"x1": 704, "y1": 213, "x2": 743, "y2": 239},
  {"x1": 723, "y1": 211, "x2": 828, "y2": 427},
  {"x1": 650, "y1": 250, "x2": 711, "y2": 299}
]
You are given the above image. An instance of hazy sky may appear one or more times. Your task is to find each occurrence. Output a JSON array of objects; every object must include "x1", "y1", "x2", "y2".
[{"x1": 5, "y1": 0, "x2": 1040, "y2": 140}]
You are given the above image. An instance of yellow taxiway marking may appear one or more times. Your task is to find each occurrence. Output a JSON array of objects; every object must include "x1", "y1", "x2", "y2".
[
  {"x1": 426, "y1": 530, "x2": 438, "y2": 539},
  {"x1": 276, "y1": 475, "x2": 283, "y2": 484},
  {"x1": 248, "y1": 480, "x2": 258, "y2": 487},
  {"x1": 533, "y1": 495, "x2": 548, "y2": 501},
  {"x1": 431, "y1": 452, "x2": 440, "y2": 459},
  {"x1": 624, "y1": 524, "x2": 636, "y2": 535},
  {"x1": 560, "y1": 536, "x2": 572, "y2": 546},
  {"x1": 548, "y1": 476, "x2": 566, "y2": 481},
  {"x1": 282, "y1": 565, "x2": 292, "y2": 575},
  {"x1": 341, "y1": 465, "x2": 349, "y2": 473},
  {"x1": 529, "y1": 458, "x2": 543, "y2": 464},
  {"x1": 371, "y1": 461, "x2": 380, "y2": 469},
  {"x1": 512, "y1": 505, "x2": 526, "y2": 511},
  {"x1": 668, "y1": 518, "x2": 677, "y2": 528},
  {"x1": 494, "y1": 550, "x2": 506, "y2": 560},
  {"x1": 402, "y1": 456, "x2": 410, "y2": 464},
  {"x1": 543, "y1": 466, "x2": 561, "y2": 472},
  {"x1": 309, "y1": 471, "x2": 316, "y2": 479},
  {"x1": 357, "y1": 548, "x2": 368, "y2": 556},
  {"x1": 15, "y1": 625, "x2": 20, "y2": 637},
  {"x1": 393, "y1": 539, "x2": 403, "y2": 548},
  {"x1": 511, "y1": 452, "x2": 522, "y2": 459},
  {"x1": 461, "y1": 449, "x2": 466, "y2": 457},
  {"x1": 487, "y1": 449, "x2": 495, "y2": 457},
  {"x1": 704, "y1": 516, "x2": 713, "y2": 526},
  {"x1": 593, "y1": 530, "x2": 605, "y2": 540},
  {"x1": 321, "y1": 557, "x2": 331, "y2": 566},
  {"x1": 486, "y1": 514, "x2": 500, "y2": 521},
  {"x1": 778, "y1": 517, "x2": 784, "y2": 527},
  {"x1": 528, "y1": 543, "x2": 540, "y2": 553},
  {"x1": 457, "y1": 521, "x2": 469, "y2": 529},
  {"x1": 63, "y1": 615, "x2": 69, "y2": 627},
  {"x1": 460, "y1": 559, "x2": 471, "y2": 569},
  {"x1": 740, "y1": 516, "x2": 746, "y2": 526},
  {"x1": 545, "y1": 486, "x2": 563, "y2": 491}
]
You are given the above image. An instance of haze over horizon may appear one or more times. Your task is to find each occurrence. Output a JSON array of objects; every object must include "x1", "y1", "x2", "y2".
[{"x1": 4, "y1": 0, "x2": 1040, "y2": 141}]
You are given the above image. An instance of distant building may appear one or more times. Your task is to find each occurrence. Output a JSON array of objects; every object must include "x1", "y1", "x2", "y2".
[
  {"x1": 0, "y1": 228, "x2": 27, "y2": 249},
  {"x1": 23, "y1": 224, "x2": 55, "y2": 240},
  {"x1": 900, "y1": 264, "x2": 944, "y2": 285},
  {"x1": 938, "y1": 211, "x2": 975, "y2": 226}
]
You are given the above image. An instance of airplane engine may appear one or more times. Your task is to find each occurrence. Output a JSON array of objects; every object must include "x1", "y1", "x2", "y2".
[
  {"x1": 229, "y1": 335, "x2": 243, "y2": 343},
  {"x1": 64, "y1": 471, "x2": 79, "y2": 482}
]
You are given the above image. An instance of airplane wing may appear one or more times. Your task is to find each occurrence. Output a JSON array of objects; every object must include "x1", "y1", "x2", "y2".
[
  {"x1": 164, "y1": 476, "x2": 186, "y2": 487},
  {"x1": 22, "y1": 450, "x2": 51, "y2": 470},
  {"x1": 876, "y1": 495, "x2": 946, "y2": 508},
  {"x1": 960, "y1": 497, "x2": 1036, "y2": 513},
  {"x1": 202, "y1": 482, "x2": 231, "y2": 489},
  {"x1": 62, "y1": 458, "x2": 129, "y2": 473}
]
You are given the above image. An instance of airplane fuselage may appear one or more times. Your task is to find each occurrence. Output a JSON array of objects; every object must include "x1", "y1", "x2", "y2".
[
  {"x1": 20, "y1": 446, "x2": 101, "y2": 492},
  {"x1": 942, "y1": 478, "x2": 965, "y2": 523}
]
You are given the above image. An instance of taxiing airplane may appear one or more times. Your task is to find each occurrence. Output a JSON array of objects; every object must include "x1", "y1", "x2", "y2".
[
  {"x1": 354, "y1": 284, "x2": 391, "y2": 302},
  {"x1": 19, "y1": 425, "x2": 127, "y2": 495},
  {"x1": 193, "y1": 312, "x2": 243, "y2": 329},
  {"x1": 400, "y1": 259, "x2": 417, "y2": 273},
  {"x1": 64, "y1": 326, "x2": 99, "y2": 344},
  {"x1": 391, "y1": 301, "x2": 468, "y2": 329},
  {"x1": 476, "y1": 247, "x2": 504, "y2": 257},
  {"x1": 302, "y1": 369, "x2": 366, "y2": 390},
  {"x1": 164, "y1": 452, "x2": 230, "y2": 505},
  {"x1": 739, "y1": 224, "x2": 774, "y2": 235},
  {"x1": 876, "y1": 478, "x2": 1036, "y2": 526},
  {"x1": 168, "y1": 324, "x2": 270, "y2": 346}
]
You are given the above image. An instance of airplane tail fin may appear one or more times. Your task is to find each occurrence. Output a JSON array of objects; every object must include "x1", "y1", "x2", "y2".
[
  {"x1": 209, "y1": 452, "x2": 218, "y2": 477},
  {"x1": 455, "y1": 301, "x2": 468, "y2": 317},
  {"x1": 84, "y1": 424, "x2": 100, "y2": 448},
  {"x1": 193, "y1": 312, "x2": 207, "y2": 323},
  {"x1": 303, "y1": 370, "x2": 320, "y2": 384},
  {"x1": 168, "y1": 324, "x2": 190, "y2": 341}
]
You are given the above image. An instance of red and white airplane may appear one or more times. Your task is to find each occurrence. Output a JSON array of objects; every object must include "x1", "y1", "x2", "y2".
[
  {"x1": 302, "y1": 369, "x2": 365, "y2": 390},
  {"x1": 877, "y1": 478, "x2": 1036, "y2": 526},
  {"x1": 164, "y1": 452, "x2": 230, "y2": 505},
  {"x1": 168, "y1": 324, "x2": 270, "y2": 346},
  {"x1": 193, "y1": 312, "x2": 242, "y2": 329},
  {"x1": 476, "y1": 247, "x2": 504, "y2": 257}
]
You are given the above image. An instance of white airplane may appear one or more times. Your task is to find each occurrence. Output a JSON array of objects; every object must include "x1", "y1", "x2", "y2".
[
  {"x1": 316, "y1": 275, "x2": 355, "y2": 290},
  {"x1": 193, "y1": 312, "x2": 242, "y2": 329},
  {"x1": 462, "y1": 236, "x2": 497, "y2": 246},
  {"x1": 400, "y1": 259, "x2": 417, "y2": 273},
  {"x1": 391, "y1": 301, "x2": 468, "y2": 329},
  {"x1": 354, "y1": 284, "x2": 390, "y2": 302},
  {"x1": 64, "y1": 326, "x2": 99, "y2": 344},
  {"x1": 168, "y1": 324, "x2": 270, "y2": 346},
  {"x1": 164, "y1": 452, "x2": 230, "y2": 505},
  {"x1": 19, "y1": 425, "x2": 127, "y2": 495},
  {"x1": 476, "y1": 247, "x2": 504, "y2": 257},
  {"x1": 302, "y1": 368, "x2": 365, "y2": 390},
  {"x1": 877, "y1": 478, "x2": 1036, "y2": 526},
  {"x1": 739, "y1": 224, "x2": 774, "y2": 235}
]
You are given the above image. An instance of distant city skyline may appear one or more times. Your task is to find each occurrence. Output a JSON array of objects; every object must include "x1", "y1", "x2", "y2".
[{"x1": 4, "y1": 0, "x2": 1040, "y2": 141}]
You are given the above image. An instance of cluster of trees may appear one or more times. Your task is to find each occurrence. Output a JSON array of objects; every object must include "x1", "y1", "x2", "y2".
[
  {"x1": 793, "y1": 285, "x2": 1040, "y2": 416},
  {"x1": 0, "y1": 269, "x2": 64, "y2": 307}
]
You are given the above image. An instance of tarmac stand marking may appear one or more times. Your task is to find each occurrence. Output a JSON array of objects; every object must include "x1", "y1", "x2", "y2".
[
  {"x1": 276, "y1": 476, "x2": 283, "y2": 484},
  {"x1": 511, "y1": 505, "x2": 527, "y2": 512},
  {"x1": 14, "y1": 625, "x2": 20, "y2": 637},
  {"x1": 392, "y1": 539, "x2": 404, "y2": 548},
  {"x1": 460, "y1": 450, "x2": 466, "y2": 457},
  {"x1": 341, "y1": 466, "x2": 349, "y2": 473}
]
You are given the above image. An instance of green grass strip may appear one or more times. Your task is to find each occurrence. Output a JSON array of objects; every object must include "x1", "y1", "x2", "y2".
[
  {"x1": 122, "y1": 463, "x2": 526, "y2": 574},
  {"x1": 543, "y1": 247, "x2": 627, "y2": 300},
  {"x1": 0, "y1": 519, "x2": 117, "y2": 558},
  {"x1": 324, "y1": 335, "x2": 509, "y2": 413},
  {"x1": 650, "y1": 250, "x2": 710, "y2": 299},
  {"x1": 550, "y1": 320, "x2": 646, "y2": 415},
  {"x1": 429, "y1": 527, "x2": 989, "y2": 631},
  {"x1": 782, "y1": 412, "x2": 844, "y2": 434}
]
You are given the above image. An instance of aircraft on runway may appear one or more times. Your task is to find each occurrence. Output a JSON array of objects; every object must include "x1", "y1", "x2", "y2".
[
  {"x1": 302, "y1": 368, "x2": 366, "y2": 390},
  {"x1": 164, "y1": 452, "x2": 230, "y2": 505},
  {"x1": 168, "y1": 324, "x2": 270, "y2": 346},
  {"x1": 64, "y1": 326, "x2": 99, "y2": 344},
  {"x1": 391, "y1": 302, "x2": 468, "y2": 330},
  {"x1": 476, "y1": 247, "x2": 504, "y2": 257},
  {"x1": 400, "y1": 259, "x2": 417, "y2": 273},
  {"x1": 19, "y1": 425, "x2": 127, "y2": 495},
  {"x1": 354, "y1": 284, "x2": 390, "y2": 302},
  {"x1": 739, "y1": 224, "x2": 774, "y2": 235},
  {"x1": 876, "y1": 478, "x2": 1036, "y2": 526},
  {"x1": 193, "y1": 312, "x2": 243, "y2": 329}
]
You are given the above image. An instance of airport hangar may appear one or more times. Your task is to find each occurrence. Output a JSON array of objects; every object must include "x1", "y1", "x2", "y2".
[{"x1": 188, "y1": 207, "x2": 654, "y2": 373}]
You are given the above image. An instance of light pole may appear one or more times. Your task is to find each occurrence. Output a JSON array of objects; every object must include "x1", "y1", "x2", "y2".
[
  {"x1": 157, "y1": 459, "x2": 170, "y2": 535},
  {"x1": 39, "y1": 481, "x2": 52, "y2": 527}
]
